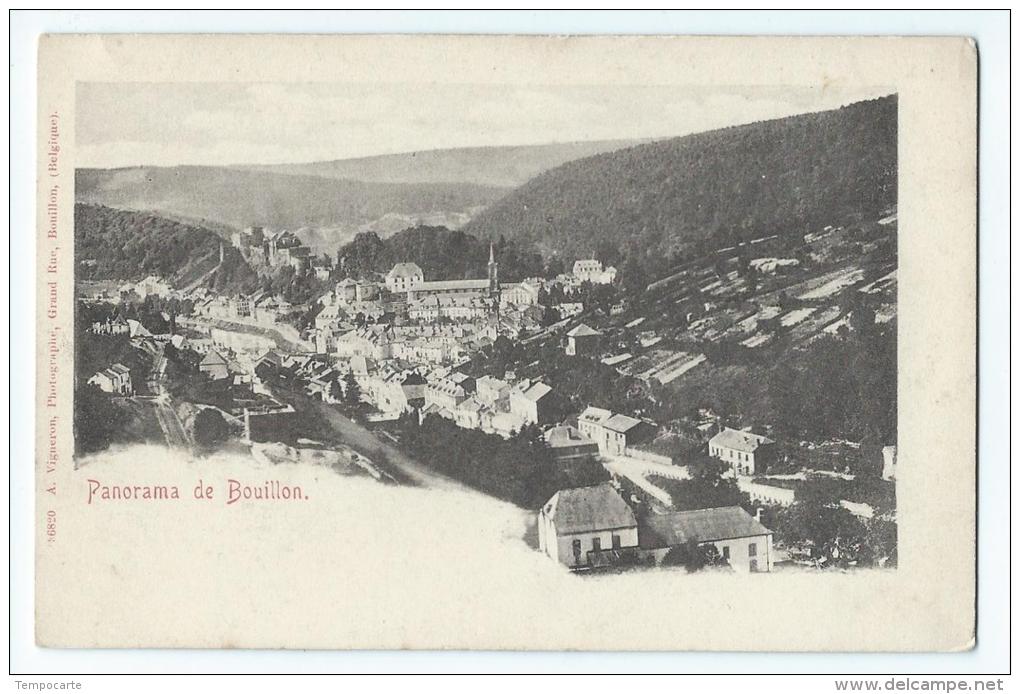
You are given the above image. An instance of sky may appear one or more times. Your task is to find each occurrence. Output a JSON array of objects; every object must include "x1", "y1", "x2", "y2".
[{"x1": 76, "y1": 82, "x2": 894, "y2": 169}]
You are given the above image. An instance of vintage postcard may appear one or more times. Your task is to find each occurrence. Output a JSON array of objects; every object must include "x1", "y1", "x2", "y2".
[{"x1": 36, "y1": 34, "x2": 976, "y2": 650}]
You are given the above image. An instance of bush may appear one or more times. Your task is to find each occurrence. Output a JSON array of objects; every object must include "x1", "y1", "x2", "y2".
[
  {"x1": 74, "y1": 384, "x2": 128, "y2": 455},
  {"x1": 193, "y1": 408, "x2": 231, "y2": 450}
]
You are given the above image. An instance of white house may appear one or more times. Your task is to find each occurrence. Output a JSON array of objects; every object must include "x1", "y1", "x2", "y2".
[
  {"x1": 577, "y1": 406, "x2": 652, "y2": 456},
  {"x1": 475, "y1": 375, "x2": 510, "y2": 408},
  {"x1": 198, "y1": 350, "x2": 230, "y2": 380},
  {"x1": 572, "y1": 259, "x2": 616, "y2": 285},
  {"x1": 87, "y1": 363, "x2": 133, "y2": 395},
  {"x1": 134, "y1": 275, "x2": 173, "y2": 299},
  {"x1": 500, "y1": 281, "x2": 541, "y2": 307},
  {"x1": 577, "y1": 406, "x2": 612, "y2": 447},
  {"x1": 508, "y1": 380, "x2": 553, "y2": 426},
  {"x1": 386, "y1": 262, "x2": 424, "y2": 293},
  {"x1": 708, "y1": 427, "x2": 776, "y2": 475},
  {"x1": 538, "y1": 483, "x2": 639, "y2": 568},
  {"x1": 640, "y1": 506, "x2": 775, "y2": 573}
]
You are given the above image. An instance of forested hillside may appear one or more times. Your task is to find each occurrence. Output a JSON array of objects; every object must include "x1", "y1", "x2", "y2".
[
  {"x1": 463, "y1": 96, "x2": 897, "y2": 265},
  {"x1": 74, "y1": 203, "x2": 260, "y2": 294},
  {"x1": 337, "y1": 226, "x2": 546, "y2": 283}
]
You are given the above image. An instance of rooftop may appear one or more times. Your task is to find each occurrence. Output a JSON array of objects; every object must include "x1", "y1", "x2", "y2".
[
  {"x1": 579, "y1": 406, "x2": 612, "y2": 424},
  {"x1": 543, "y1": 484, "x2": 637, "y2": 535},
  {"x1": 639, "y1": 506, "x2": 772, "y2": 549},
  {"x1": 543, "y1": 425, "x2": 597, "y2": 449},
  {"x1": 566, "y1": 323, "x2": 602, "y2": 338},
  {"x1": 522, "y1": 381, "x2": 552, "y2": 402},
  {"x1": 414, "y1": 279, "x2": 490, "y2": 293},
  {"x1": 604, "y1": 413, "x2": 644, "y2": 434},
  {"x1": 200, "y1": 350, "x2": 228, "y2": 366},
  {"x1": 388, "y1": 262, "x2": 424, "y2": 279},
  {"x1": 709, "y1": 427, "x2": 774, "y2": 453}
]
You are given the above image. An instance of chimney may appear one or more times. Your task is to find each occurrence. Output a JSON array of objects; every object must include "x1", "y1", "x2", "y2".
[{"x1": 755, "y1": 507, "x2": 764, "y2": 523}]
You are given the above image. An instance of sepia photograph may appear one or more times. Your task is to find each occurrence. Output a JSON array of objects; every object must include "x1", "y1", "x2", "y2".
[
  {"x1": 72, "y1": 79, "x2": 899, "y2": 574},
  {"x1": 26, "y1": 30, "x2": 982, "y2": 660}
]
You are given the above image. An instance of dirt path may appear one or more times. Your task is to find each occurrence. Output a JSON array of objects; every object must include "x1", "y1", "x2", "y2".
[
  {"x1": 148, "y1": 396, "x2": 192, "y2": 450},
  {"x1": 279, "y1": 387, "x2": 486, "y2": 495}
]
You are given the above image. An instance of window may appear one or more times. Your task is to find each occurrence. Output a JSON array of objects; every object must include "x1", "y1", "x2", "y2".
[
  {"x1": 722, "y1": 546, "x2": 730, "y2": 560},
  {"x1": 592, "y1": 537, "x2": 601, "y2": 552},
  {"x1": 750, "y1": 559, "x2": 758, "y2": 573},
  {"x1": 612, "y1": 534, "x2": 621, "y2": 550},
  {"x1": 572, "y1": 539, "x2": 582, "y2": 563},
  {"x1": 749, "y1": 542, "x2": 757, "y2": 557}
]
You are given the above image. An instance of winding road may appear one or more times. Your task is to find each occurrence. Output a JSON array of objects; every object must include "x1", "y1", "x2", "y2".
[{"x1": 277, "y1": 386, "x2": 492, "y2": 495}]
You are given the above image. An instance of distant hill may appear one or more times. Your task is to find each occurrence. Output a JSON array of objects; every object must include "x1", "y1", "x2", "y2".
[
  {"x1": 237, "y1": 140, "x2": 648, "y2": 188},
  {"x1": 75, "y1": 203, "x2": 260, "y2": 295},
  {"x1": 74, "y1": 166, "x2": 507, "y2": 255},
  {"x1": 462, "y1": 96, "x2": 898, "y2": 264}
]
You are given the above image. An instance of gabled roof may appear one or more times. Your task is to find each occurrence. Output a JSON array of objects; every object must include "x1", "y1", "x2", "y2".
[
  {"x1": 544, "y1": 424, "x2": 597, "y2": 449},
  {"x1": 566, "y1": 323, "x2": 601, "y2": 338},
  {"x1": 108, "y1": 363, "x2": 131, "y2": 375},
  {"x1": 639, "y1": 506, "x2": 771, "y2": 549},
  {"x1": 543, "y1": 484, "x2": 637, "y2": 535},
  {"x1": 257, "y1": 349, "x2": 285, "y2": 367},
  {"x1": 200, "y1": 350, "x2": 228, "y2": 366},
  {"x1": 604, "y1": 413, "x2": 643, "y2": 434},
  {"x1": 578, "y1": 406, "x2": 612, "y2": 425},
  {"x1": 457, "y1": 397, "x2": 484, "y2": 413},
  {"x1": 476, "y1": 375, "x2": 509, "y2": 392},
  {"x1": 522, "y1": 381, "x2": 552, "y2": 402},
  {"x1": 400, "y1": 372, "x2": 428, "y2": 386},
  {"x1": 709, "y1": 427, "x2": 774, "y2": 454},
  {"x1": 387, "y1": 262, "x2": 424, "y2": 279}
]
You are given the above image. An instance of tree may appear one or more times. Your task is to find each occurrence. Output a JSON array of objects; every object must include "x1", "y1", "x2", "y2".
[
  {"x1": 775, "y1": 502, "x2": 867, "y2": 564},
  {"x1": 328, "y1": 378, "x2": 343, "y2": 403},
  {"x1": 193, "y1": 408, "x2": 231, "y2": 450},
  {"x1": 621, "y1": 255, "x2": 646, "y2": 298},
  {"x1": 342, "y1": 371, "x2": 361, "y2": 407},
  {"x1": 662, "y1": 539, "x2": 711, "y2": 572},
  {"x1": 74, "y1": 384, "x2": 128, "y2": 455}
]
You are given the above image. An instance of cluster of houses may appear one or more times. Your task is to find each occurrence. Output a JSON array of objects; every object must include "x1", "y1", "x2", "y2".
[
  {"x1": 194, "y1": 289, "x2": 294, "y2": 327},
  {"x1": 538, "y1": 483, "x2": 774, "y2": 573},
  {"x1": 309, "y1": 249, "x2": 546, "y2": 369}
]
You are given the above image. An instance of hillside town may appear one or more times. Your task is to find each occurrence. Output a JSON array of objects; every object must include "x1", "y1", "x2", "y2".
[{"x1": 75, "y1": 199, "x2": 898, "y2": 575}]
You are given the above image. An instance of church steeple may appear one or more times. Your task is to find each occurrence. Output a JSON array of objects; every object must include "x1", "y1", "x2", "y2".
[
  {"x1": 487, "y1": 241, "x2": 500, "y2": 319},
  {"x1": 488, "y1": 242, "x2": 498, "y2": 291}
]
